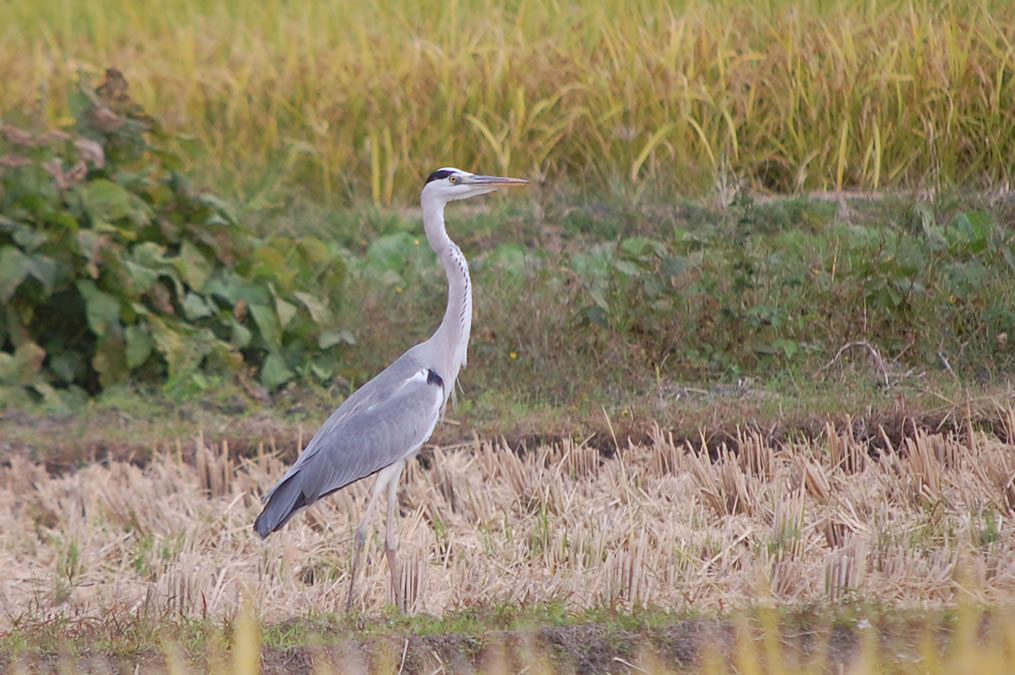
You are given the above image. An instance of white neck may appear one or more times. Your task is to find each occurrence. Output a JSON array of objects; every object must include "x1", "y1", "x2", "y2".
[{"x1": 421, "y1": 193, "x2": 473, "y2": 403}]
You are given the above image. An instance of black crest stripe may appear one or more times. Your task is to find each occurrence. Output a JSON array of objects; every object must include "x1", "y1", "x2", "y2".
[{"x1": 424, "y1": 169, "x2": 455, "y2": 187}]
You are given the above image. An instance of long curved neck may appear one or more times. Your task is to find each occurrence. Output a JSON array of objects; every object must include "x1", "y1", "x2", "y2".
[{"x1": 422, "y1": 195, "x2": 472, "y2": 400}]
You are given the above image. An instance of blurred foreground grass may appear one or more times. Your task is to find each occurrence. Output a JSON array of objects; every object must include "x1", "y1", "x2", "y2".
[{"x1": 5, "y1": 602, "x2": 1015, "y2": 672}]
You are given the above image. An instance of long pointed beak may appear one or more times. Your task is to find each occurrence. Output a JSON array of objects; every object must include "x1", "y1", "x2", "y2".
[{"x1": 465, "y1": 174, "x2": 529, "y2": 188}]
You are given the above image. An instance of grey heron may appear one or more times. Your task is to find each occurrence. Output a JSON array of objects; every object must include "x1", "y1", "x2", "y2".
[{"x1": 253, "y1": 167, "x2": 528, "y2": 611}]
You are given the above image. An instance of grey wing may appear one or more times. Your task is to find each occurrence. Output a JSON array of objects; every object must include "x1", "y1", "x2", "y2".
[{"x1": 253, "y1": 361, "x2": 444, "y2": 538}]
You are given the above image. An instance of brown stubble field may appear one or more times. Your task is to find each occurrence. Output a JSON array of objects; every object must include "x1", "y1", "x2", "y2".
[{"x1": 3, "y1": 403, "x2": 1015, "y2": 670}]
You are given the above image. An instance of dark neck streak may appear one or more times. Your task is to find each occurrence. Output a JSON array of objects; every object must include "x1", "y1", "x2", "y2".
[{"x1": 422, "y1": 199, "x2": 473, "y2": 402}]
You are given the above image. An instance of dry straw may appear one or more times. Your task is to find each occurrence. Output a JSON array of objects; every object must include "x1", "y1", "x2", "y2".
[{"x1": 2, "y1": 413, "x2": 1014, "y2": 626}]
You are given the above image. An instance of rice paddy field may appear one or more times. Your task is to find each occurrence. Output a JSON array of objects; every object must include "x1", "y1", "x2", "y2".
[
  {"x1": 3, "y1": 0, "x2": 1015, "y2": 202},
  {"x1": 4, "y1": 0, "x2": 1015, "y2": 672}
]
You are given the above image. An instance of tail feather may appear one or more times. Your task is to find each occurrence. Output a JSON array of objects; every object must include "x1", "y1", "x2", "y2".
[{"x1": 253, "y1": 474, "x2": 307, "y2": 538}]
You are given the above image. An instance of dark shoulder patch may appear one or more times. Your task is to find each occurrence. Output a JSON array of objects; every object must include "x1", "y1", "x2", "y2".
[
  {"x1": 426, "y1": 368, "x2": 444, "y2": 388},
  {"x1": 424, "y1": 169, "x2": 455, "y2": 187}
]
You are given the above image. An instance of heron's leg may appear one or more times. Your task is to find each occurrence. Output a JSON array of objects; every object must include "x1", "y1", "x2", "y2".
[
  {"x1": 384, "y1": 460, "x2": 406, "y2": 612},
  {"x1": 346, "y1": 468, "x2": 390, "y2": 611}
]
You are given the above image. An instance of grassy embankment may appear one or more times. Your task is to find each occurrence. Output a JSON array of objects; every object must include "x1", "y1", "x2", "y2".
[{"x1": 3, "y1": 0, "x2": 1014, "y2": 419}]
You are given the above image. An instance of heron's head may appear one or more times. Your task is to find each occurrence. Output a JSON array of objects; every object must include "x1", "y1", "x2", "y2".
[{"x1": 421, "y1": 167, "x2": 528, "y2": 203}]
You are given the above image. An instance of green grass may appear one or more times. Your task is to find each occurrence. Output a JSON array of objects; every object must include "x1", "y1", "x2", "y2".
[
  {"x1": 3, "y1": 189, "x2": 1013, "y2": 465},
  {"x1": 3, "y1": 0, "x2": 1015, "y2": 204},
  {"x1": 4, "y1": 602, "x2": 1014, "y2": 673},
  {"x1": 327, "y1": 190, "x2": 1015, "y2": 405},
  {"x1": 4, "y1": 0, "x2": 1014, "y2": 413}
]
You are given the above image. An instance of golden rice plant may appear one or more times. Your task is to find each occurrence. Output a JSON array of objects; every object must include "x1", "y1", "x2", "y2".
[{"x1": 2, "y1": 0, "x2": 1014, "y2": 204}]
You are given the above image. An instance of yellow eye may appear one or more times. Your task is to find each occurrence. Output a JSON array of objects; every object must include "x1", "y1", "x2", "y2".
[{"x1": 448, "y1": 175, "x2": 459, "y2": 184}]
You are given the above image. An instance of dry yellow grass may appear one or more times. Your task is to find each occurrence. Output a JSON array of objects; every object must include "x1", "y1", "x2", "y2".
[{"x1": 3, "y1": 411, "x2": 1014, "y2": 627}]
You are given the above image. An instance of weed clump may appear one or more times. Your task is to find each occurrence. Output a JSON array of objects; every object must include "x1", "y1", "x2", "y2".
[{"x1": 0, "y1": 70, "x2": 352, "y2": 401}]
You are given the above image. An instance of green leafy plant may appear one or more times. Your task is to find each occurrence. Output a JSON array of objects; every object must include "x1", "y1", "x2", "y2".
[
  {"x1": 566, "y1": 195, "x2": 1015, "y2": 381},
  {"x1": 0, "y1": 69, "x2": 351, "y2": 399}
]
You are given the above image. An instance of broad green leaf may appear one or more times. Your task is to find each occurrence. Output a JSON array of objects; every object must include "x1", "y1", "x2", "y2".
[
  {"x1": 29, "y1": 381, "x2": 61, "y2": 405},
  {"x1": 50, "y1": 351, "x2": 86, "y2": 384},
  {"x1": 660, "y1": 255, "x2": 686, "y2": 277},
  {"x1": 47, "y1": 208, "x2": 81, "y2": 231},
  {"x1": 203, "y1": 277, "x2": 237, "y2": 303},
  {"x1": 182, "y1": 292, "x2": 213, "y2": 320},
  {"x1": 260, "y1": 352, "x2": 294, "y2": 390},
  {"x1": 27, "y1": 254, "x2": 59, "y2": 293},
  {"x1": 198, "y1": 193, "x2": 238, "y2": 225},
  {"x1": 4, "y1": 305, "x2": 30, "y2": 347},
  {"x1": 367, "y1": 232, "x2": 415, "y2": 273},
  {"x1": 176, "y1": 240, "x2": 214, "y2": 291},
  {"x1": 296, "y1": 236, "x2": 332, "y2": 266},
  {"x1": 614, "y1": 259, "x2": 642, "y2": 277},
  {"x1": 8, "y1": 166, "x2": 61, "y2": 214},
  {"x1": 133, "y1": 242, "x2": 170, "y2": 268},
  {"x1": 0, "y1": 353, "x2": 15, "y2": 384},
  {"x1": 951, "y1": 210, "x2": 992, "y2": 251},
  {"x1": 230, "y1": 318, "x2": 252, "y2": 349},
  {"x1": 251, "y1": 245, "x2": 294, "y2": 288},
  {"x1": 149, "y1": 319, "x2": 187, "y2": 376},
  {"x1": 621, "y1": 237, "x2": 666, "y2": 258},
  {"x1": 76, "y1": 279, "x2": 121, "y2": 337},
  {"x1": 310, "y1": 360, "x2": 335, "y2": 381},
  {"x1": 772, "y1": 338, "x2": 799, "y2": 360},
  {"x1": 274, "y1": 294, "x2": 297, "y2": 330},
  {"x1": 294, "y1": 291, "x2": 333, "y2": 325},
  {"x1": 76, "y1": 229, "x2": 102, "y2": 262},
  {"x1": 149, "y1": 319, "x2": 208, "y2": 377},
  {"x1": 588, "y1": 287, "x2": 609, "y2": 311},
  {"x1": 81, "y1": 179, "x2": 133, "y2": 223},
  {"x1": 205, "y1": 274, "x2": 269, "y2": 306},
  {"x1": 93, "y1": 336, "x2": 128, "y2": 388},
  {"x1": 250, "y1": 303, "x2": 282, "y2": 349},
  {"x1": 580, "y1": 305, "x2": 608, "y2": 328},
  {"x1": 124, "y1": 261, "x2": 159, "y2": 293},
  {"x1": 205, "y1": 340, "x2": 243, "y2": 373},
  {"x1": 94, "y1": 219, "x2": 139, "y2": 241},
  {"x1": 0, "y1": 341, "x2": 46, "y2": 385},
  {"x1": 10, "y1": 223, "x2": 49, "y2": 251},
  {"x1": 0, "y1": 247, "x2": 31, "y2": 302},
  {"x1": 319, "y1": 329, "x2": 355, "y2": 349},
  {"x1": 67, "y1": 79, "x2": 94, "y2": 121},
  {"x1": 571, "y1": 243, "x2": 616, "y2": 282},
  {"x1": 125, "y1": 325, "x2": 154, "y2": 368},
  {"x1": 126, "y1": 194, "x2": 154, "y2": 227},
  {"x1": 320, "y1": 256, "x2": 347, "y2": 290}
]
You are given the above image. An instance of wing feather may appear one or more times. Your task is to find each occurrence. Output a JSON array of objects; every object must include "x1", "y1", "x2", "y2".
[{"x1": 253, "y1": 353, "x2": 443, "y2": 537}]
